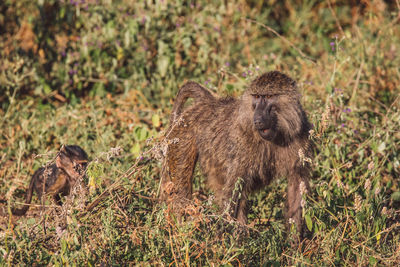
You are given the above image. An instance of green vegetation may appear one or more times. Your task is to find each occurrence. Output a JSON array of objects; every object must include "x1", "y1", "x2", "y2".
[{"x1": 1, "y1": 0, "x2": 399, "y2": 265}]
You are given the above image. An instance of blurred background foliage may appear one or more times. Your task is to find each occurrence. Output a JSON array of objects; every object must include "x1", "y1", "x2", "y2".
[
  {"x1": 1, "y1": 0, "x2": 400, "y2": 265},
  {"x1": 1, "y1": 0, "x2": 398, "y2": 106}
]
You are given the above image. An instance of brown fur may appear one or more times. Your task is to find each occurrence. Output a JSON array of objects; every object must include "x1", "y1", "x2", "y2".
[
  {"x1": 161, "y1": 71, "x2": 313, "y2": 240},
  {"x1": 12, "y1": 145, "x2": 88, "y2": 216}
]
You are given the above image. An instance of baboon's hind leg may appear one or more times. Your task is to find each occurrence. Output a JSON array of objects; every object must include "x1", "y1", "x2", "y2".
[{"x1": 161, "y1": 136, "x2": 197, "y2": 201}]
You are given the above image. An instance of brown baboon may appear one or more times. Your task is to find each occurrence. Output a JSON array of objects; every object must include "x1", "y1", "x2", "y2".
[
  {"x1": 161, "y1": 71, "x2": 312, "y2": 238},
  {"x1": 12, "y1": 145, "x2": 88, "y2": 216}
]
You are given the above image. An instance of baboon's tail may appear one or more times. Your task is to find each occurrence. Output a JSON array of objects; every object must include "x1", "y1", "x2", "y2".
[
  {"x1": 11, "y1": 177, "x2": 35, "y2": 216},
  {"x1": 171, "y1": 81, "x2": 215, "y2": 122}
]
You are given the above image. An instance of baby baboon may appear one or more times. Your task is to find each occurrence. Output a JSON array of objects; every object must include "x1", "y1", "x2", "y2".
[
  {"x1": 161, "y1": 71, "x2": 312, "y2": 237},
  {"x1": 11, "y1": 145, "x2": 88, "y2": 216}
]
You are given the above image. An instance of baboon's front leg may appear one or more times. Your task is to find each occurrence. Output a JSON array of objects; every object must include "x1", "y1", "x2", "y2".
[
  {"x1": 235, "y1": 195, "x2": 248, "y2": 224},
  {"x1": 217, "y1": 176, "x2": 248, "y2": 224},
  {"x1": 286, "y1": 172, "x2": 309, "y2": 238}
]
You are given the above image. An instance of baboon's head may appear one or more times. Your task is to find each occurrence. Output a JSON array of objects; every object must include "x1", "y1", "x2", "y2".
[
  {"x1": 56, "y1": 145, "x2": 88, "y2": 177},
  {"x1": 243, "y1": 71, "x2": 308, "y2": 144}
]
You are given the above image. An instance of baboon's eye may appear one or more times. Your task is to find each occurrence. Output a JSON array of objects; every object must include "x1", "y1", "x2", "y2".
[
  {"x1": 266, "y1": 95, "x2": 272, "y2": 99},
  {"x1": 254, "y1": 95, "x2": 260, "y2": 99}
]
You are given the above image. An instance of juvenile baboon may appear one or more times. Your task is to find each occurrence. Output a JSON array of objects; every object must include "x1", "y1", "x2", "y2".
[
  {"x1": 161, "y1": 71, "x2": 312, "y2": 238},
  {"x1": 12, "y1": 145, "x2": 88, "y2": 216}
]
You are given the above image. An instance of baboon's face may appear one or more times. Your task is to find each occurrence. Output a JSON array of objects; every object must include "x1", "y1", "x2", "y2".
[
  {"x1": 251, "y1": 94, "x2": 279, "y2": 141},
  {"x1": 244, "y1": 71, "x2": 307, "y2": 144},
  {"x1": 56, "y1": 145, "x2": 88, "y2": 177}
]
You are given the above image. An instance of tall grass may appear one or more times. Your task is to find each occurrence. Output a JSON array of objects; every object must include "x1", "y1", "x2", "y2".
[{"x1": 1, "y1": 0, "x2": 399, "y2": 265}]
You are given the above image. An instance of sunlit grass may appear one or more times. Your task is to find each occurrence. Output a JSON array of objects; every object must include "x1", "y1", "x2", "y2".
[{"x1": 1, "y1": 0, "x2": 399, "y2": 265}]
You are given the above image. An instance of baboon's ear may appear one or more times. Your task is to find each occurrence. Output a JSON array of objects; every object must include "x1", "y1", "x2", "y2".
[
  {"x1": 55, "y1": 155, "x2": 62, "y2": 168},
  {"x1": 60, "y1": 144, "x2": 66, "y2": 153},
  {"x1": 56, "y1": 145, "x2": 66, "y2": 168}
]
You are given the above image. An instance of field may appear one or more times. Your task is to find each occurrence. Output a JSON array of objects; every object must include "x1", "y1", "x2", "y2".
[{"x1": 1, "y1": 0, "x2": 400, "y2": 265}]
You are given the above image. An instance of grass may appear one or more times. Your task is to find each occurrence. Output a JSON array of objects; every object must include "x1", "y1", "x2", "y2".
[{"x1": 0, "y1": 0, "x2": 400, "y2": 265}]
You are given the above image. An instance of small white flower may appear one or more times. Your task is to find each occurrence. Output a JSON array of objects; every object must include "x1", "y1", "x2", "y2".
[
  {"x1": 368, "y1": 161, "x2": 375, "y2": 171},
  {"x1": 374, "y1": 186, "x2": 381, "y2": 196},
  {"x1": 301, "y1": 199, "x2": 306, "y2": 208},
  {"x1": 354, "y1": 194, "x2": 362, "y2": 212},
  {"x1": 364, "y1": 179, "x2": 371, "y2": 192},
  {"x1": 299, "y1": 181, "x2": 308, "y2": 196}
]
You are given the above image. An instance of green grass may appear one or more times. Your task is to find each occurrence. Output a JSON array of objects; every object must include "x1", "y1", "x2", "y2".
[{"x1": 1, "y1": 0, "x2": 400, "y2": 265}]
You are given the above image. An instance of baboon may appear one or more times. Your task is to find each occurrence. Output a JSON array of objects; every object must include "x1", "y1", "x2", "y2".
[
  {"x1": 11, "y1": 145, "x2": 88, "y2": 216},
  {"x1": 161, "y1": 71, "x2": 312, "y2": 238}
]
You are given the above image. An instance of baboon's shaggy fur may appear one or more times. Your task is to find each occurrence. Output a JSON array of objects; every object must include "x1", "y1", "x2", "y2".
[
  {"x1": 161, "y1": 71, "x2": 312, "y2": 238},
  {"x1": 12, "y1": 145, "x2": 88, "y2": 216}
]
